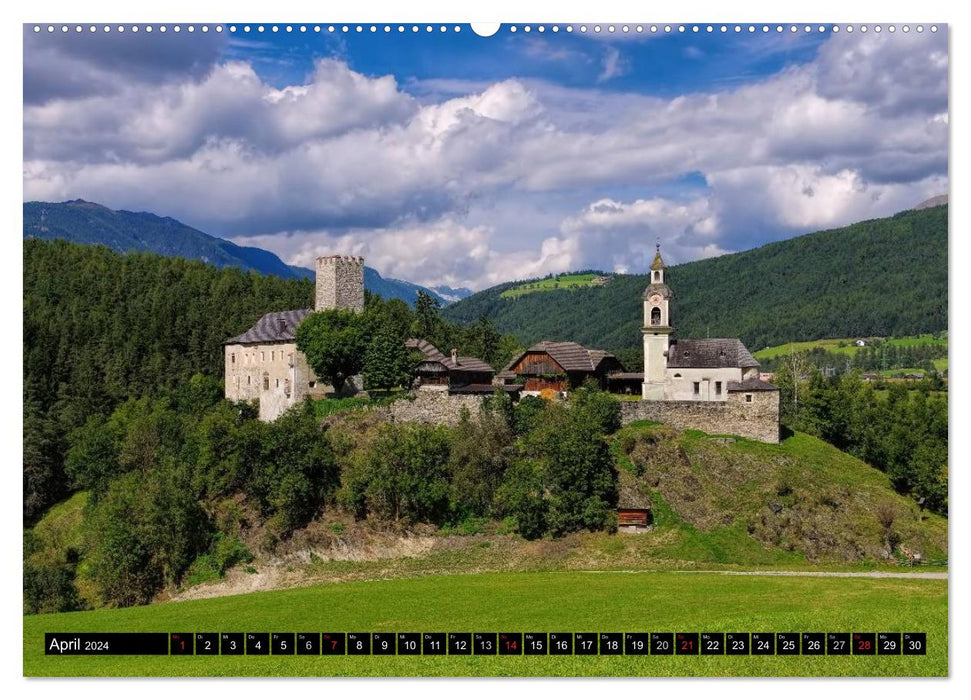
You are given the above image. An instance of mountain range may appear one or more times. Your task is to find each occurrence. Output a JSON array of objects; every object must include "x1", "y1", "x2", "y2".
[
  {"x1": 443, "y1": 204, "x2": 948, "y2": 357},
  {"x1": 22, "y1": 200, "x2": 470, "y2": 307}
]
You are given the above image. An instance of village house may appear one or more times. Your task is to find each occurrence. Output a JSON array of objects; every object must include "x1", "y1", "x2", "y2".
[
  {"x1": 499, "y1": 340, "x2": 625, "y2": 394},
  {"x1": 406, "y1": 338, "x2": 507, "y2": 394}
]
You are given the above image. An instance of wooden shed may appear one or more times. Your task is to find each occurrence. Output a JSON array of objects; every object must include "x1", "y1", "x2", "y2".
[{"x1": 617, "y1": 469, "x2": 653, "y2": 532}]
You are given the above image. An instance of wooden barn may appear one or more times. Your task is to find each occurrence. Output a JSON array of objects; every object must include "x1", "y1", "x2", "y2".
[
  {"x1": 617, "y1": 469, "x2": 653, "y2": 532},
  {"x1": 607, "y1": 371, "x2": 645, "y2": 395},
  {"x1": 406, "y1": 338, "x2": 497, "y2": 391},
  {"x1": 499, "y1": 341, "x2": 625, "y2": 393}
]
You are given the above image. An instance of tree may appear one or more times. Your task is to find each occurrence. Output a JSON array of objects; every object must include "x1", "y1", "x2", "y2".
[
  {"x1": 412, "y1": 290, "x2": 444, "y2": 344},
  {"x1": 363, "y1": 328, "x2": 411, "y2": 393},
  {"x1": 296, "y1": 309, "x2": 367, "y2": 395},
  {"x1": 87, "y1": 467, "x2": 210, "y2": 607},
  {"x1": 448, "y1": 407, "x2": 514, "y2": 518},
  {"x1": 498, "y1": 401, "x2": 618, "y2": 538},
  {"x1": 460, "y1": 316, "x2": 503, "y2": 367},
  {"x1": 246, "y1": 401, "x2": 339, "y2": 534},
  {"x1": 64, "y1": 415, "x2": 119, "y2": 502},
  {"x1": 360, "y1": 423, "x2": 452, "y2": 524},
  {"x1": 23, "y1": 398, "x2": 65, "y2": 521},
  {"x1": 570, "y1": 384, "x2": 621, "y2": 435}
]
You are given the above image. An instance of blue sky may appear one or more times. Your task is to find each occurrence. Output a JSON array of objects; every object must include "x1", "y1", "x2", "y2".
[
  {"x1": 224, "y1": 27, "x2": 828, "y2": 96},
  {"x1": 23, "y1": 24, "x2": 948, "y2": 289}
]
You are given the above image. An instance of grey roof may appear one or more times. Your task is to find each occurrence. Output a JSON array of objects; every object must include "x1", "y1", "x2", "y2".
[
  {"x1": 608, "y1": 371, "x2": 645, "y2": 380},
  {"x1": 408, "y1": 338, "x2": 494, "y2": 375},
  {"x1": 504, "y1": 341, "x2": 621, "y2": 374},
  {"x1": 727, "y1": 378, "x2": 779, "y2": 392},
  {"x1": 225, "y1": 309, "x2": 311, "y2": 344},
  {"x1": 446, "y1": 356, "x2": 495, "y2": 374},
  {"x1": 405, "y1": 338, "x2": 446, "y2": 362},
  {"x1": 666, "y1": 338, "x2": 760, "y2": 369}
]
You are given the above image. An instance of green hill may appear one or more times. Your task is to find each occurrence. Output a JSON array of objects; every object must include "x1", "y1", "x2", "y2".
[
  {"x1": 24, "y1": 425, "x2": 947, "y2": 676},
  {"x1": 443, "y1": 206, "x2": 948, "y2": 355}
]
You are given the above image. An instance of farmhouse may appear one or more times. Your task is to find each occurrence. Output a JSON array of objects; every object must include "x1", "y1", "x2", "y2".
[
  {"x1": 406, "y1": 338, "x2": 500, "y2": 393},
  {"x1": 499, "y1": 340, "x2": 625, "y2": 394},
  {"x1": 224, "y1": 254, "x2": 365, "y2": 421}
]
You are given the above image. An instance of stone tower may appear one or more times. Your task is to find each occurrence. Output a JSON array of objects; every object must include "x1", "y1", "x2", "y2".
[
  {"x1": 315, "y1": 255, "x2": 365, "y2": 312},
  {"x1": 641, "y1": 243, "x2": 674, "y2": 400}
]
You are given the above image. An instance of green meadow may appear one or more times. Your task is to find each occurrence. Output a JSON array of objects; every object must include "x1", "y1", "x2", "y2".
[
  {"x1": 24, "y1": 570, "x2": 946, "y2": 677},
  {"x1": 753, "y1": 334, "x2": 947, "y2": 362},
  {"x1": 500, "y1": 274, "x2": 607, "y2": 299}
]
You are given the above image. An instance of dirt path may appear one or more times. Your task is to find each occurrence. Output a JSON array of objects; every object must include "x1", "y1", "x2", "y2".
[{"x1": 585, "y1": 569, "x2": 947, "y2": 580}]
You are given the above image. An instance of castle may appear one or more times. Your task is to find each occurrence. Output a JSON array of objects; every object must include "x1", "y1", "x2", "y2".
[
  {"x1": 223, "y1": 255, "x2": 365, "y2": 421},
  {"x1": 224, "y1": 246, "x2": 780, "y2": 442}
]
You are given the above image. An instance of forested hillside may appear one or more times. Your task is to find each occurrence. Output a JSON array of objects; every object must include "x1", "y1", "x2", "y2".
[
  {"x1": 23, "y1": 239, "x2": 314, "y2": 520},
  {"x1": 23, "y1": 239, "x2": 514, "y2": 523},
  {"x1": 444, "y1": 206, "x2": 948, "y2": 354}
]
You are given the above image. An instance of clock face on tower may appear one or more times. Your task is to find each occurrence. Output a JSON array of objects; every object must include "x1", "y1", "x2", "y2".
[{"x1": 649, "y1": 294, "x2": 661, "y2": 306}]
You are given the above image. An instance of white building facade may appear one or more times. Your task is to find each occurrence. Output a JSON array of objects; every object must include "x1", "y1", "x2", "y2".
[
  {"x1": 641, "y1": 247, "x2": 773, "y2": 402},
  {"x1": 224, "y1": 255, "x2": 365, "y2": 420}
]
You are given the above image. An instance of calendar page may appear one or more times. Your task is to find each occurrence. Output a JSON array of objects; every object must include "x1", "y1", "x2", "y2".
[{"x1": 22, "y1": 19, "x2": 948, "y2": 680}]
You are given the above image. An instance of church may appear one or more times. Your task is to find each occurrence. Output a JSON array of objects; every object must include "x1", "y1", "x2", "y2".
[
  {"x1": 640, "y1": 245, "x2": 777, "y2": 402},
  {"x1": 619, "y1": 245, "x2": 780, "y2": 443}
]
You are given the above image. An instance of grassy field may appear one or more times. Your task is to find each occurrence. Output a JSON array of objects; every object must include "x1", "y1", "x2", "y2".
[
  {"x1": 753, "y1": 333, "x2": 947, "y2": 362},
  {"x1": 500, "y1": 274, "x2": 608, "y2": 299},
  {"x1": 24, "y1": 570, "x2": 946, "y2": 677}
]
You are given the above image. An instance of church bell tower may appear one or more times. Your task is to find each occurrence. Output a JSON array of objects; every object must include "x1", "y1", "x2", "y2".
[{"x1": 641, "y1": 242, "x2": 673, "y2": 400}]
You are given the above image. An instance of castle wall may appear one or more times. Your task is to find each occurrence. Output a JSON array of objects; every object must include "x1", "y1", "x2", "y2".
[
  {"x1": 620, "y1": 391, "x2": 780, "y2": 443},
  {"x1": 315, "y1": 255, "x2": 365, "y2": 313},
  {"x1": 225, "y1": 341, "x2": 303, "y2": 402},
  {"x1": 225, "y1": 341, "x2": 328, "y2": 420},
  {"x1": 389, "y1": 392, "x2": 486, "y2": 427}
]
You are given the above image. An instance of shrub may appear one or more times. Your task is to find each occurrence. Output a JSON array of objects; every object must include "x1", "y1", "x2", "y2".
[
  {"x1": 359, "y1": 423, "x2": 452, "y2": 524},
  {"x1": 571, "y1": 386, "x2": 622, "y2": 435},
  {"x1": 87, "y1": 468, "x2": 210, "y2": 607},
  {"x1": 496, "y1": 458, "x2": 548, "y2": 540},
  {"x1": 448, "y1": 409, "x2": 513, "y2": 519},
  {"x1": 24, "y1": 562, "x2": 80, "y2": 614}
]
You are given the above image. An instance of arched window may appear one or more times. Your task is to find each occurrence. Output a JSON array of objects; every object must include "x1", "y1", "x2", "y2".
[
  {"x1": 651, "y1": 306, "x2": 661, "y2": 326},
  {"x1": 654, "y1": 271, "x2": 660, "y2": 281}
]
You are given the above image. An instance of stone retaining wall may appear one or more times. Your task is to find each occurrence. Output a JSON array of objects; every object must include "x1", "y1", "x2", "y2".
[
  {"x1": 620, "y1": 391, "x2": 780, "y2": 443},
  {"x1": 389, "y1": 392, "x2": 486, "y2": 427}
]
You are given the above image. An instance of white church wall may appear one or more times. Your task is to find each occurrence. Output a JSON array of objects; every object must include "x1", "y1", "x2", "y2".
[{"x1": 665, "y1": 367, "x2": 742, "y2": 401}]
